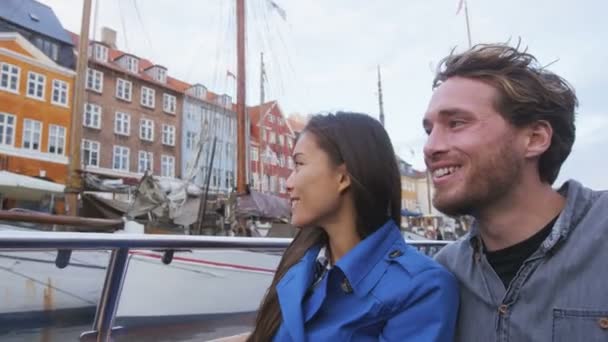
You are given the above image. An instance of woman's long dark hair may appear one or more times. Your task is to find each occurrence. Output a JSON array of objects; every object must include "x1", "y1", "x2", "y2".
[{"x1": 247, "y1": 112, "x2": 401, "y2": 341}]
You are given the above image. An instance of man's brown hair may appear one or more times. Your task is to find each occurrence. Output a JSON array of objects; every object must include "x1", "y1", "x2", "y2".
[{"x1": 433, "y1": 43, "x2": 578, "y2": 184}]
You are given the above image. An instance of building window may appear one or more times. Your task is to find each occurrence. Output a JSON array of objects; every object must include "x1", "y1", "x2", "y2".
[
  {"x1": 116, "y1": 78, "x2": 132, "y2": 101},
  {"x1": 251, "y1": 147, "x2": 258, "y2": 161},
  {"x1": 113, "y1": 146, "x2": 130, "y2": 171},
  {"x1": 84, "y1": 103, "x2": 101, "y2": 129},
  {"x1": 48, "y1": 125, "x2": 66, "y2": 155},
  {"x1": 141, "y1": 86, "x2": 155, "y2": 108},
  {"x1": 156, "y1": 68, "x2": 166, "y2": 83},
  {"x1": 162, "y1": 125, "x2": 176, "y2": 146},
  {"x1": 278, "y1": 134, "x2": 284, "y2": 146},
  {"x1": 94, "y1": 44, "x2": 108, "y2": 62},
  {"x1": 268, "y1": 115, "x2": 274, "y2": 123},
  {"x1": 280, "y1": 177, "x2": 286, "y2": 194},
  {"x1": 269, "y1": 131, "x2": 276, "y2": 144},
  {"x1": 288, "y1": 158, "x2": 294, "y2": 170},
  {"x1": 0, "y1": 113, "x2": 16, "y2": 146},
  {"x1": 163, "y1": 94, "x2": 176, "y2": 114},
  {"x1": 194, "y1": 85, "x2": 206, "y2": 98},
  {"x1": 278, "y1": 154, "x2": 285, "y2": 167},
  {"x1": 161, "y1": 155, "x2": 175, "y2": 177},
  {"x1": 114, "y1": 112, "x2": 130, "y2": 136},
  {"x1": 33, "y1": 37, "x2": 59, "y2": 61},
  {"x1": 288, "y1": 138, "x2": 293, "y2": 150},
  {"x1": 225, "y1": 170, "x2": 234, "y2": 189},
  {"x1": 0, "y1": 63, "x2": 20, "y2": 93},
  {"x1": 22, "y1": 119, "x2": 42, "y2": 151},
  {"x1": 126, "y1": 56, "x2": 139, "y2": 73},
  {"x1": 82, "y1": 139, "x2": 100, "y2": 167},
  {"x1": 51, "y1": 79, "x2": 69, "y2": 106},
  {"x1": 26, "y1": 72, "x2": 45, "y2": 100},
  {"x1": 139, "y1": 119, "x2": 154, "y2": 141},
  {"x1": 138, "y1": 151, "x2": 153, "y2": 173},
  {"x1": 86, "y1": 68, "x2": 103, "y2": 93},
  {"x1": 186, "y1": 131, "x2": 197, "y2": 149}
]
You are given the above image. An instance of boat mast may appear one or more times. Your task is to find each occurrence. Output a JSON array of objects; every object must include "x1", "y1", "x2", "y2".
[
  {"x1": 66, "y1": 0, "x2": 93, "y2": 215},
  {"x1": 236, "y1": 0, "x2": 247, "y2": 193},
  {"x1": 377, "y1": 65, "x2": 385, "y2": 127}
]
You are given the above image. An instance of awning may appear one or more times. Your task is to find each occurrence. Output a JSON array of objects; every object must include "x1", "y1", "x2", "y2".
[{"x1": 0, "y1": 170, "x2": 65, "y2": 201}]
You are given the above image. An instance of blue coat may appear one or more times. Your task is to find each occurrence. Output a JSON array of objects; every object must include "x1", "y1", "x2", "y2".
[{"x1": 273, "y1": 220, "x2": 459, "y2": 341}]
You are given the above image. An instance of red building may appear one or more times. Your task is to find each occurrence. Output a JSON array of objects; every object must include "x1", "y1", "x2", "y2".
[{"x1": 248, "y1": 101, "x2": 295, "y2": 198}]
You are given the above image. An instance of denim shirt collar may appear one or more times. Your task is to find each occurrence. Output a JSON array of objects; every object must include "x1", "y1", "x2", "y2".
[{"x1": 468, "y1": 179, "x2": 595, "y2": 254}]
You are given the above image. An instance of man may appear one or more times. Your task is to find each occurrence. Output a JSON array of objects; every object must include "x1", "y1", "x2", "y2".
[{"x1": 424, "y1": 43, "x2": 608, "y2": 341}]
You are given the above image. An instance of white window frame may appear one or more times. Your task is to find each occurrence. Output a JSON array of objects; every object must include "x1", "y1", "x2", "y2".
[
  {"x1": 141, "y1": 86, "x2": 155, "y2": 108},
  {"x1": 163, "y1": 94, "x2": 176, "y2": 114},
  {"x1": 251, "y1": 146, "x2": 258, "y2": 161},
  {"x1": 138, "y1": 151, "x2": 154, "y2": 173},
  {"x1": 82, "y1": 139, "x2": 100, "y2": 167},
  {"x1": 51, "y1": 79, "x2": 69, "y2": 107},
  {"x1": 0, "y1": 112, "x2": 16, "y2": 146},
  {"x1": 83, "y1": 103, "x2": 101, "y2": 129},
  {"x1": 161, "y1": 155, "x2": 175, "y2": 177},
  {"x1": 162, "y1": 124, "x2": 176, "y2": 146},
  {"x1": 156, "y1": 68, "x2": 167, "y2": 83},
  {"x1": 26, "y1": 71, "x2": 45, "y2": 100},
  {"x1": 113, "y1": 145, "x2": 130, "y2": 171},
  {"x1": 22, "y1": 119, "x2": 42, "y2": 151},
  {"x1": 48, "y1": 124, "x2": 66, "y2": 155},
  {"x1": 114, "y1": 112, "x2": 131, "y2": 136},
  {"x1": 86, "y1": 68, "x2": 103, "y2": 93},
  {"x1": 269, "y1": 131, "x2": 276, "y2": 144},
  {"x1": 0, "y1": 62, "x2": 20, "y2": 94},
  {"x1": 186, "y1": 131, "x2": 197, "y2": 149},
  {"x1": 126, "y1": 56, "x2": 139, "y2": 73},
  {"x1": 94, "y1": 44, "x2": 108, "y2": 62},
  {"x1": 140, "y1": 119, "x2": 154, "y2": 141},
  {"x1": 116, "y1": 78, "x2": 132, "y2": 101}
]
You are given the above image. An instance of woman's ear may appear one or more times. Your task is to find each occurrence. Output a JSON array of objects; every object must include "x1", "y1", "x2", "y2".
[{"x1": 336, "y1": 164, "x2": 351, "y2": 193}]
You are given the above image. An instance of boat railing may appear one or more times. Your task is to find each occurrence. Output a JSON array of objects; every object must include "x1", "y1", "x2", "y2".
[{"x1": 0, "y1": 230, "x2": 449, "y2": 342}]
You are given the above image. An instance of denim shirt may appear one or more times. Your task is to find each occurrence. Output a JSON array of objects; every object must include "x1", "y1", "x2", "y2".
[
  {"x1": 274, "y1": 219, "x2": 459, "y2": 341},
  {"x1": 435, "y1": 180, "x2": 608, "y2": 342}
]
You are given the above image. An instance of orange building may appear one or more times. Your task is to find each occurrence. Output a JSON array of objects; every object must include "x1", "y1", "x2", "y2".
[{"x1": 0, "y1": 32, "x2": 75, "y2": 183}]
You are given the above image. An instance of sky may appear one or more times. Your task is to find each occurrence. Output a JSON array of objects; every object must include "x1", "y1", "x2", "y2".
[{"x1": 39, "y1": 0, "x2": 608, "y2": 189}]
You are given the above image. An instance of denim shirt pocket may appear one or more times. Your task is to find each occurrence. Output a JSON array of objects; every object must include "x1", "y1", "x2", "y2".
[{"x1": 553, "y1": 308, "x2": 608, "y2": 342}]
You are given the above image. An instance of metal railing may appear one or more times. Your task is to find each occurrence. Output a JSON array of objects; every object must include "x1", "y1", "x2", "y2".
[{"x1": 0, "y1": 230, "x2": 449, "y2": 341}]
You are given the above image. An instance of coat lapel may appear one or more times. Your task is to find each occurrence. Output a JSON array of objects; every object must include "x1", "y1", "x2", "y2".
[{"x1": 276, "y1": 247, "x2": 319, "y2": 342}]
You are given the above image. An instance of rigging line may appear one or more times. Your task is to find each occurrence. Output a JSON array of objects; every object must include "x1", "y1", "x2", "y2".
[
  {"x1": 259, "y1": 1, "x2": 287, "y2": 97},
  {"x1": 132, "y1": 0, "x2": 157, "y2": 62},
  {"x1": 117, "y1": 0, "x2": 130, "y2": 51},
  {"x1": 211, "y1": 0, "x2": 232, "y2": 94},
  {"x1": 187, "y1": 0, "x2": 224, "y2": 83}
]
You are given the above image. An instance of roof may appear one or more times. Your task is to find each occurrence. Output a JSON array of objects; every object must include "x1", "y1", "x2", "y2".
[
  {"x1": 69, "y1": 30, "x2": 227, "y2": 96},
  {"x1": 248, "y1": 101, "x2": 278, "y2": 141},
  {"x1": 286, "y1": 114, "x2": 308, "y2": 133},
  {"x1": 0, "y1": 0, "x2": 73, "y2": 45}
]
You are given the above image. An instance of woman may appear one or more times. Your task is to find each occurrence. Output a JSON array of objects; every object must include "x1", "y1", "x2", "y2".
[{"x1": 248, "y1": 112, "x2": 458, "y2": 341}]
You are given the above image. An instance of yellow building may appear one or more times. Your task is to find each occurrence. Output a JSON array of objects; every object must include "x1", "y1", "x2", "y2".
[{"x1": 0, "y1": 32, "x2": 75, "y2": 183}]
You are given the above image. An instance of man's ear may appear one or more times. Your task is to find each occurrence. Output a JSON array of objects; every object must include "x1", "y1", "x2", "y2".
[
  {"x1": 336, "y1": 164, "x2": 351, "y2": 193},
  {"x1": 525, "y1": 120, "x2": 553, "y2": 158}
]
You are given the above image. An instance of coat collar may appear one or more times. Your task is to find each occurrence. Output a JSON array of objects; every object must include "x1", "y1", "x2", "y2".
[{"x1": 336, "y1": 219, "x2": 404, "y2": 297}]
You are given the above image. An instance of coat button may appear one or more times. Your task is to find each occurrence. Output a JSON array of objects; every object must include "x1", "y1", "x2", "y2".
[
  {"x1": 498, "y1": 304, "x2": 508, "y2": 315},
  {"x1": 341, "y1": 278, "x2": 353, "y2": 294},
  {"x1": 599, "y1": 317, "x2": 608, "y2": 329},
  {"x1": 389, "y1": 250, "x2": 403, "y2": 258}
]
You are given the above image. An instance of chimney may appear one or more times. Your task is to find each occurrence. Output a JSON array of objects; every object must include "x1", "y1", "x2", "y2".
[{"x1": 101, "y1": 27, "x2": 117, "y2": 49}]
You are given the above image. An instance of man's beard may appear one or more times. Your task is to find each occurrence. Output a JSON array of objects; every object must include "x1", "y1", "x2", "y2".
[{"x1": 433, "y1": 139, "x2": 523, "y2": 217}]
